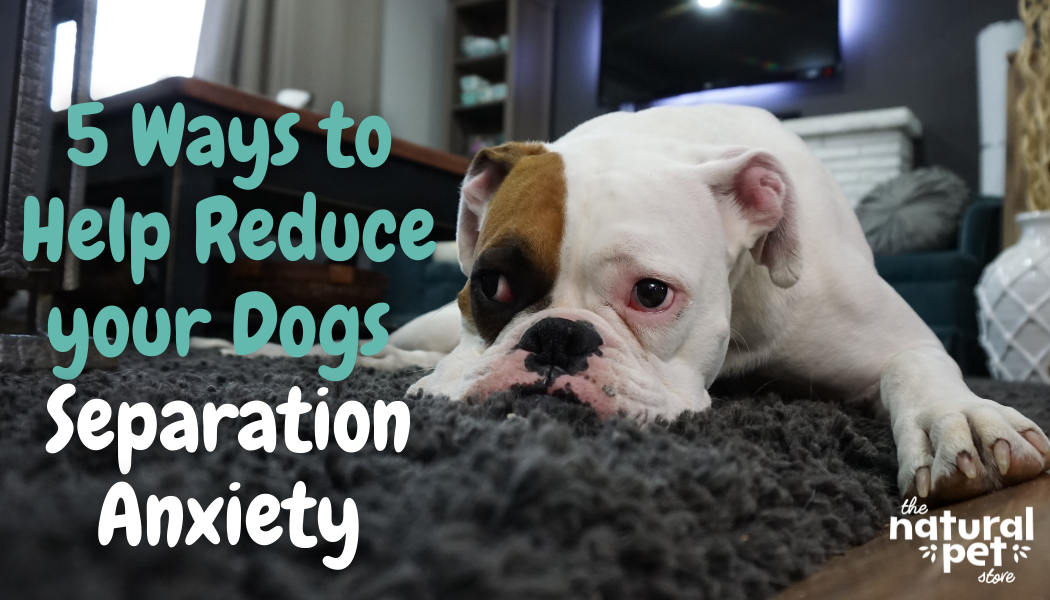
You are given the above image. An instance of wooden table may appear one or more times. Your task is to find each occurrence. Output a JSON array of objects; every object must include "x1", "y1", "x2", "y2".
[
  {"x1": 50, "y1": 77, "x2": 470, "y2": 313},
  {"x1": 774, "y1": 474, "x2": 1050, "y2": 600}
]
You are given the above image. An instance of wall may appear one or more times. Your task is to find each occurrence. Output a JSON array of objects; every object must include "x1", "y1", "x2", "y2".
[
  {"x1": 194, "y1": 0, "x2": 451, "y2": 149},
  {"x1": 270, "y1": 0, "x2": 385, "y2": 117},
  {"x1": 550, "y1": 0, "x2": 1019, "y2": 190},
  {"x1": 378, "y1": 0, "x2": 449, "y2": 150},
  {"x1": 195, "y1": 0, "x2": 385, "y2": 118}
]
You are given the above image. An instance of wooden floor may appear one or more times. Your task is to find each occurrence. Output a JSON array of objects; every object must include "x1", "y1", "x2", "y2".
[{"x1": 773, "y1": 474, "x2": 1050, "y2": 600}]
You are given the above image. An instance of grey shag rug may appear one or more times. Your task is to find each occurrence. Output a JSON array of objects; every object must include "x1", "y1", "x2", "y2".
[{"x1": 0, "y1": 351, "x2": 1047, "y2": 600}]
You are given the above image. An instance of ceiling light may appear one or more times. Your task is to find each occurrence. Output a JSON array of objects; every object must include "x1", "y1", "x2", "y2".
[{"x1": 697, "y1": 0, "x2": 723, "y2": 8}]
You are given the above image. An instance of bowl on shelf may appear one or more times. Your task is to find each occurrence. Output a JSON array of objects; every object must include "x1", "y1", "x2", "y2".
[
  {"x1": 459, "y1": 77, "x2": 505, "y2": 106},
  {"x1": 460, "y1": 74, "x2": 490, "y2": 91},
  {"x1": 461, "y1": 35, "x2": 500, "y2": 58}
]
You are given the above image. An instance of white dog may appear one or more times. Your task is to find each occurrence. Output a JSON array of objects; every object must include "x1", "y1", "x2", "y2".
[{"x1": 370, "y1": 105, "x2": 1050, "y2": 504}]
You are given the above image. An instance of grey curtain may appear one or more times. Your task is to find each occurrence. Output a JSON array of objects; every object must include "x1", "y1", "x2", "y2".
[{"x1": 193, "y1": 0, "x2": 384, "y2": 117}]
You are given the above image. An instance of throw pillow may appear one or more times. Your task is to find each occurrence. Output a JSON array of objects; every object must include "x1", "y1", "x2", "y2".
[{"x1": 854, "y1": 166, "x2": 970, "y2": 256}]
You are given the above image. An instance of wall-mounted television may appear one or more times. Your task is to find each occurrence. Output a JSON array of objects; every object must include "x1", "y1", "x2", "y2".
[{"x1": 599, "y1": 0, "x2": 841, "y2": 106}]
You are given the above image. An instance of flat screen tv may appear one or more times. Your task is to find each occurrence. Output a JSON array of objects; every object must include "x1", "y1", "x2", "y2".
[{"x1": 599, "y1": 0, "x2": 841, "y2": 106}]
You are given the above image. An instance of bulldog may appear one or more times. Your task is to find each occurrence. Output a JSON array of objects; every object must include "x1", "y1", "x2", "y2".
[{"x1": 372, "y1": 104, "x2": 1050, "y2": 504}]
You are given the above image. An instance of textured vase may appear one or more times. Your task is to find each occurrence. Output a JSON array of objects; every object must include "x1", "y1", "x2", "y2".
[{"x1": 976, "y1": 211, "x2": 1050, "y2": 383}]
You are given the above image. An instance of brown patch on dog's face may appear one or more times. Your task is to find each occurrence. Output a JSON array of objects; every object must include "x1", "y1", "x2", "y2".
[
  {"x1": 456, "y1": 284, "x2": 475, "y2": 333},
  {"x1": 458, "y1": 143, "x2": 567, "y2": 344}
]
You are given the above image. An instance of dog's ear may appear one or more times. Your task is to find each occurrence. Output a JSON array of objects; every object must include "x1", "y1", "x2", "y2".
[
  {"x1": 704, "y1": 148, "x2": 802, "y2": 288},
  {"x1": 457, "y1": 142, "x2": 545, "y2": 274}
]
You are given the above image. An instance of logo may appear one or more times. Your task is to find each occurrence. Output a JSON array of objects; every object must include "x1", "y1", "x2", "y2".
[{"x1": 890, "y1": 498, "x2": 1035, "y2": 584}]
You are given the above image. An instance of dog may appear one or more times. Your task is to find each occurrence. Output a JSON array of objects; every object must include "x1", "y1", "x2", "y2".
[{"x1": 369, "y1": 104, "x2": 1050, "y2": 504}]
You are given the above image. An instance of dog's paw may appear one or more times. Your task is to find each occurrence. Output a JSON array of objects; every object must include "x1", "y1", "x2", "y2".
[
  {"x1": 406, "y1": 374, "x2": 431, "y2": 397},
  {"x1": 895, "y1": 397, "x2": 1050, "y2": 504}
]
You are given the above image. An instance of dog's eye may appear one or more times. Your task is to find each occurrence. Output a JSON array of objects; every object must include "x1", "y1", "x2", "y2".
[
  {"x1": 631, "y1": 279, "x2": 672, "y2": 311},
  {"x1": 478, "y1": 272, "x2": 514, "y2": 303}
]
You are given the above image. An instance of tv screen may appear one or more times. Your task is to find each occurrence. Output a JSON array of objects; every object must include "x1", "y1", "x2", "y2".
[{"x1": 599, "y1": 0, "x2": 841, "y2": 106}]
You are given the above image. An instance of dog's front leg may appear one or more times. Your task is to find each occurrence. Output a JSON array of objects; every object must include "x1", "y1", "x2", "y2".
[{"x1": 881, "y1": 346, "x2": 1050, "y2": 504}]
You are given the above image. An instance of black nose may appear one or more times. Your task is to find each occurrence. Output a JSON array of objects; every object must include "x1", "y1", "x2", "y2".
[{"x1": 517, "y1": 318, "x2": 603, "y2": 376}]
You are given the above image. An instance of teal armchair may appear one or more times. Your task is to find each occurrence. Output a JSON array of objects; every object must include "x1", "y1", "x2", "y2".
[{"x1": 874, "y1": 196, "x2": 1002, "y2": 375}]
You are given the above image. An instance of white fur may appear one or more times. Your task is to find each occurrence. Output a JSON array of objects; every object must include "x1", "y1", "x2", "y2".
[{"x1": 363, "y1": 106, "x2": 1050, "y2": 500}]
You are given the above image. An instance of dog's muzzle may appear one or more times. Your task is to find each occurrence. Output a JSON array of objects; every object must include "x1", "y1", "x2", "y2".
[{"x1": 516, "y1": 317, "x2": 603, "y2": 382}]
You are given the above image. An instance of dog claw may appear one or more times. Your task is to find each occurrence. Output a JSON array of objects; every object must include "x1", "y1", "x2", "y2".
[
  {"x1": 993, "y1": 439, "x2": 1011, "y2": 475},
  {"x1": 1022, "y1": 429, "x2": 1050, "y2": 455},
  {"x1": 916, "y1": 467, "x2": 931, "y2": 498},
  {"x1": 957, "y1": 452, "x2": 977, "y2": 479}
]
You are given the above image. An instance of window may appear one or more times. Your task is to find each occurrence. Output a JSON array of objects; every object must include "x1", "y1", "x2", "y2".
[{"x1": 52, "y1": 0, "x2": 207, "y2": 111}]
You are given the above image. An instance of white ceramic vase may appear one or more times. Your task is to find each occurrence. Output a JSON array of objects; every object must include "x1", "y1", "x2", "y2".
[{"x1": 976, "y1": 210, "x2": 1050, "y2": 383}]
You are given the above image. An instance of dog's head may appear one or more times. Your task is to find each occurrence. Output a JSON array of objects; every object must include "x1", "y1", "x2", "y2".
[{"x1": 422, "y1": 136, "x2": 801, "y2": 419}]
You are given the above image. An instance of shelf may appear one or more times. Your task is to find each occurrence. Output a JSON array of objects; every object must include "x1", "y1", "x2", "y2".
[
  {"x1": 444, "y1": 0, "x2": 553, "y2": 157},
  {"x1": 455, "y1": 52, "x2": 506, "y2": 67},
  {"x1": 453, "y1": 99, "x2": 505, "y2": 113},
  {"x1": 454, "y1": 52, "x2": 507, "y2": 81},
  {"x1": 457, "y1": 0, "x2": 508, "y2": 38},
  {"x1": 452, "y1": 100, "x2": 505, "y2": 129}
]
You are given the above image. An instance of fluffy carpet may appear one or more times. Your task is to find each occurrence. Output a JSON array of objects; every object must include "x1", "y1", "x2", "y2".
[{"x1": 0, "y1": 351, "x2": 1047, "y2": 600}]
